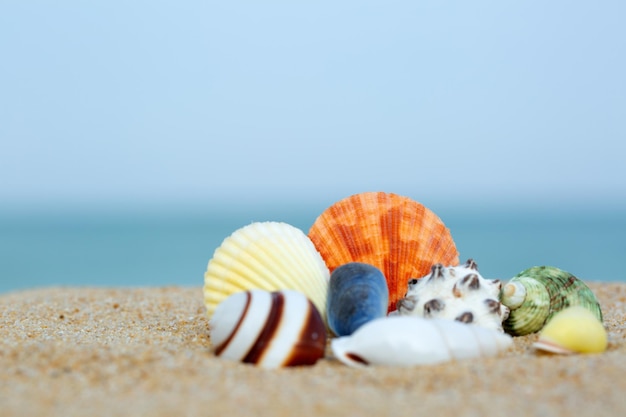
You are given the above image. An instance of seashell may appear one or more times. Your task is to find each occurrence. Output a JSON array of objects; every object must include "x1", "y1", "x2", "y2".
[
  {"x1": 326, "y1": 262, "x2": 389, "y2": 337},
  {"x1": 204, "y1": 221, "x2": 330, "y2": 321},
  {"x1": 533, "y1": 306, "x2": 608, "y2": 355},
  {"x1": 210, "y1": 289, "x2": 327, "y2": 368},
  {"x1": 395, "y1": 259, "x2": 509, "y2": 332},
  {"x1": 500, "y1": 266, "x2": 603, "y2": 336},
  {"x1": 331, "y1": 315, "x2": 513, "y2": 367},
  {"x1": 308, "y1": 192, "x2": 459, "y2": 314}
]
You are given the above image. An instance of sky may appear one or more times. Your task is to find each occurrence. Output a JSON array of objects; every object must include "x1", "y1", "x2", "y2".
[{"x1": 1, "y1": 1, "x2": 625, "y2": 212}]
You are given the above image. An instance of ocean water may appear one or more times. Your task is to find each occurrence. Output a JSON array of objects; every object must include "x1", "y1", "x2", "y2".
[{"x1": 1, "y1": 204, "x2": 625, "y2": 294}]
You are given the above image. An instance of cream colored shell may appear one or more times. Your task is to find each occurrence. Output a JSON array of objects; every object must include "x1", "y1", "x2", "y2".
[{"x1": 204, "y1": 222, "x2": 330, "y2": 321}]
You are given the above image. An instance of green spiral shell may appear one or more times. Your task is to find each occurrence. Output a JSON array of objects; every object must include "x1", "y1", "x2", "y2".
[{"x1": 500, "y1": 266, "x2": 603, "y2": 336}]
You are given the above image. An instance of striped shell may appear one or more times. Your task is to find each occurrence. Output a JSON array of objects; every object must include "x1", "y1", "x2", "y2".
[
  {"x1": 395, "y1": 259, "x2": 509, "y2": 332},
  {"x1": 204, "y1": 222, "x2": 330, "y2": 321},
  {"x1": 210, "y1": 290, "x2": 327, "y2": 368},
  {"x1": 500, "y1": 266, "x2": 603, "y2": 336},
  {"x1": 308, "y1": 192, "x2": 459, "y2": 314},
  {"x1": 533, "y1": 306, "x2": 608, "y2": 355},
  {"x1": 331, "y1": 315, "x2": 513, "y2": 367}
]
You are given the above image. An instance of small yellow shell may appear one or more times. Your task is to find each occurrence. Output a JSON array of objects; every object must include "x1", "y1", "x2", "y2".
[{"x1": 533, "y1": 306, "x2": 607, "y2": 354}]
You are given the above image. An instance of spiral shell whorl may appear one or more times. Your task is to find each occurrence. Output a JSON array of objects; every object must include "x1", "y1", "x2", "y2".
[
  {"x1": 501, "y1": 266, "x2": 603, "y2": 336},
  {"x1": 501, "y1": 277, "x2": 550, "y2": 336}
]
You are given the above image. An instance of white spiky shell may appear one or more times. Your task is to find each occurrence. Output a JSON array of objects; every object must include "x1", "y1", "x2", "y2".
[
  {"x1": 331, "y1": 315, "x2": 513, "y2": 367},
  {"x1": 204, "y1": 222, "x2": 330, "y2": 321},
  {"x1": 395, "y1": 260, "x2": 509, "y2": 332}
]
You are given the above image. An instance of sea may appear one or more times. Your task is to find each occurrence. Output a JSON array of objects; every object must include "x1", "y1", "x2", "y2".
[{"x1": 1, "y1": 203, "x2": 625, "y2": 294}]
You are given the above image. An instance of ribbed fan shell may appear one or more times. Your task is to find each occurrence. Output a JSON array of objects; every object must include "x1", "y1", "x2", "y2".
[
  {"x1": 308, "y1": 192, "x2": 459, "y2": 313},
  {"x1": 203, "y1": 222, "x2": 330, "y2": 321}
]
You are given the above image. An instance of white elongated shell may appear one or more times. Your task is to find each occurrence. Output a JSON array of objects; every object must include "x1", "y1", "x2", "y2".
[
  {"x1": 396, "y1": 260, "x2": 509, "y2": 332},
  {"x1": 204, "y1": 222, "x2": 330, "y2": 321},
  {"x1": 210, "y1": 290, "x2": 327, "y2": 369},
  {"x1": 331, "y1": 316, "x2": 513, "y2": 367}
]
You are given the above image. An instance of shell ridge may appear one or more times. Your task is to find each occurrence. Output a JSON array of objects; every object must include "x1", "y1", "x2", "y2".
[
  {"x1": 238, "y1": 223, "x2": 328, "y2": 309},
  {"x1": 249, "y1": 226, "x2": 322, "y2": 297},
  {"x1": 209, "y1": 248, "x2": 284, "y2": 291}
]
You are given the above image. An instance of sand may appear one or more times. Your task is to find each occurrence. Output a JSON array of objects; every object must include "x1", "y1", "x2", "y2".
[{"x1": 1, "y1": 283, "x2": 625, "y2": 417}]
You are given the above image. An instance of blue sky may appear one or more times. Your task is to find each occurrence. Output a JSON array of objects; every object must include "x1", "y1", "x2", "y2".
[{"x1": 2, "y1": 1, "x2": 625, "y2": 211}]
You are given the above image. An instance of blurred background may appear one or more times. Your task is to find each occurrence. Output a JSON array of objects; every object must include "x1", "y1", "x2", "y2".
[{"x1": 1, "y1": 1, "x2": 625, "y2": 293}]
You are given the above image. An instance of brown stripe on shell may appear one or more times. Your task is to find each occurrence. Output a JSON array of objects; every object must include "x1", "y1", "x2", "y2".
[
  {"x1": 346, "y1": 352, "x2": 369, "y2": 365},
  {"x1": 456, "y1": 312, "x2": 474, "y2": 323},
  {"x1": 283, "y1": 299, "x2": 327, "y2": 367},
  {"x1": 243, "y1": 291, "x2": 285, "y2": 364},
  {"x1": 214, "y1": 291, "x2": 252, "y2": 356}
]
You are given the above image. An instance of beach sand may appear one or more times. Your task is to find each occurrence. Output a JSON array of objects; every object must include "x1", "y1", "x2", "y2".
[{"x1": 1, "y1": 283, "x2": 625, "y2": 417}]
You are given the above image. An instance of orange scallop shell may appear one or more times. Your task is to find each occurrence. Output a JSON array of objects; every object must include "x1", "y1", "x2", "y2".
[{"x1": 308, "y1": 192, "x2": 460, "y2": 314}]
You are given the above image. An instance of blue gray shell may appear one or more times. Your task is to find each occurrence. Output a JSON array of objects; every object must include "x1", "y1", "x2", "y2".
[{"x1": 326, "y1": 262, "x2": 389, "y2": 337}]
